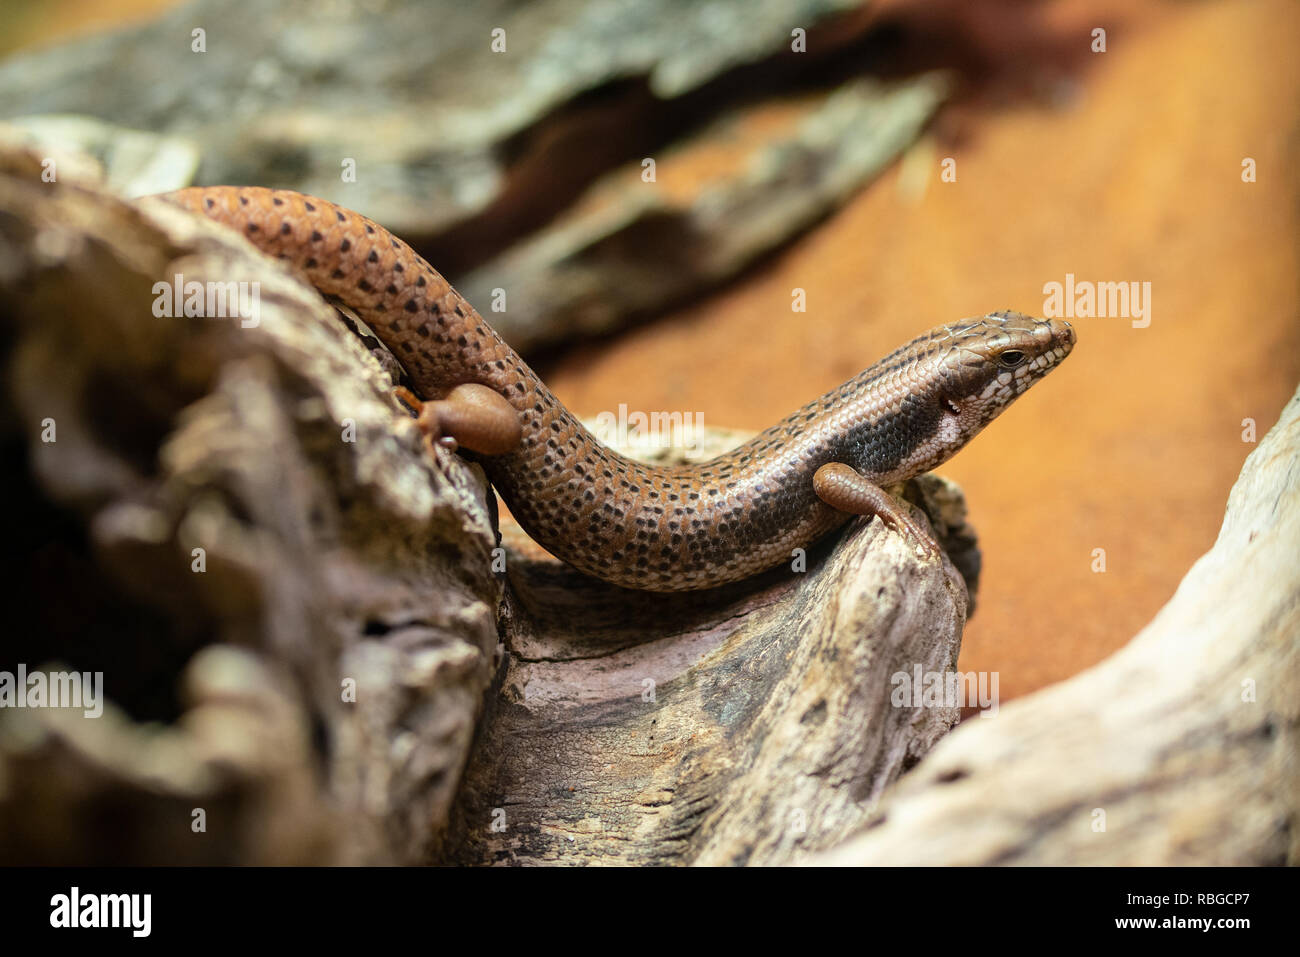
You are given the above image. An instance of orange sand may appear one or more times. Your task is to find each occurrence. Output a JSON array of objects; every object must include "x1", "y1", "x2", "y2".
[{"x1": 544, "y1": 0, "x2": 1300, "y2": 700}]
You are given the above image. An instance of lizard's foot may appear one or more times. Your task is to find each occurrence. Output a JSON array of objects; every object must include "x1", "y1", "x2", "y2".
[
  {"x1": 813, "y1": 462, "x2": 942, "y2": 560},
  {"x1": 402, "y1": 382, "x2": 522, "y2": 456}
]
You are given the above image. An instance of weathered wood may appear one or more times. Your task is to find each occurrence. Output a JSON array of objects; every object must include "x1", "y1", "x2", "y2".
[
  {"x1": 0, "y1": 0, "x2": 945, "y2": 353},
  {"x1": 816, "y1": 385, "x2": 1300, "y2": 866},
  {"x1": 443, "y1": 429, "x2": 980, "y2": 866},
  {"x1": 455, "y1": 75, "x2": 949, "y2": 352},
  {"x1": 0, "y1": 153, "x2": 502, "y2": 864},
  {"x1": 0, "y1": 0, "x2": 872, "y2": 232}
]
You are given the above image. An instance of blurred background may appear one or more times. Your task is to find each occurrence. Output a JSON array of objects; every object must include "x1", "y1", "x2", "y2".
[{"x1": 1, "y1": 0, "x2": 1296, "y2": 706}]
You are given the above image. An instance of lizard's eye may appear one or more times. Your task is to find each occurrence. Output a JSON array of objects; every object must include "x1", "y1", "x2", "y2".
[{"x1": 997, "y1": 350, "x2": 1026, "y2": 369}]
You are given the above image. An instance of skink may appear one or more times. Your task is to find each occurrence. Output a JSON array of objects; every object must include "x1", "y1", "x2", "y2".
[{"x1": 161, "y1": 187, "x2": 1075, "y2": 591}]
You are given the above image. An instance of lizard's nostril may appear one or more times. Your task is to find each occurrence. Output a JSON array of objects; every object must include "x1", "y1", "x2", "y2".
[{"x1": 1051, "y1": 318, "x2": 1077, "y2": 347}]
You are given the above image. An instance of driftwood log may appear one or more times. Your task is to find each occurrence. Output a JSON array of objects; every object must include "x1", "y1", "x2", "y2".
[
  {"x1": 444, "y1": 431, "x2": 979, "y2": 865},
  {"x1": 0, "y1": 152, "x2": 503, "y2": 864},
  {"x1": 0, "y1": 151, "x2": 975, "y2": 865},
  {"x1": 816, "y1": 384, "x2": 1300, "y2": 866}
]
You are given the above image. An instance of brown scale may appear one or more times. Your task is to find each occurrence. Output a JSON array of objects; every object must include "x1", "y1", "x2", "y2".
[{"x1": 162, "y1": 187, "x2": 1076, "y2": 591}]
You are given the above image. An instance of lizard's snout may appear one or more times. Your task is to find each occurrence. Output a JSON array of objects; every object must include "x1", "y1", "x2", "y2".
[{"x1": 1051, "y1": 318, "x2": 1077, "y2": 350}]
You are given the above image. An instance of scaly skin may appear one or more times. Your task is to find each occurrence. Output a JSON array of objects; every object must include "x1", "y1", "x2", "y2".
[{"x1": 161, "y1": 186, "x2": 1075, "y2": 590}]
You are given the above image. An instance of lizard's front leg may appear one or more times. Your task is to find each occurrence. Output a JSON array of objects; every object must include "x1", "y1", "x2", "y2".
[{"x1": 813, "y1": 462, "x2": 940, "y2": 559}]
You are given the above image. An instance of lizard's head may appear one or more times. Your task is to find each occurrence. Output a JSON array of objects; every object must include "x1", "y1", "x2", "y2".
[
  {"x1": 849, "y1": 310, "x2": 1075, "y2": 485},
  {"x1": 933, "y1": 310, "x2": 1075, "y2": 430}
]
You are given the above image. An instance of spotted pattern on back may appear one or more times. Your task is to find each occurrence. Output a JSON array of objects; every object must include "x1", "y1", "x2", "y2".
[{"x1": 165, "y1": 187, "x2": 1074, "y2": 590}]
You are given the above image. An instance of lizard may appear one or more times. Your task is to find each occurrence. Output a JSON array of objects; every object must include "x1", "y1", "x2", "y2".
[{"x1": 160, "y1": 186, "x2": 1075, "y2": 591}]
